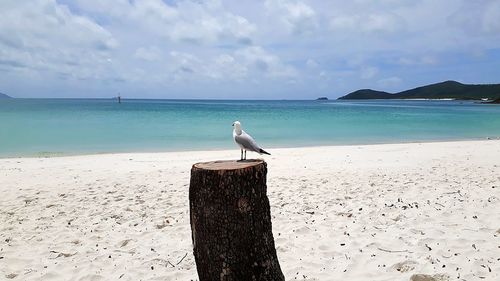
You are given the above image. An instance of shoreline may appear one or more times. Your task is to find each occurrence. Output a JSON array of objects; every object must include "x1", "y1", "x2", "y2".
[{"x1": 2, "y1": 137, "x2": 500, "y2": 159}]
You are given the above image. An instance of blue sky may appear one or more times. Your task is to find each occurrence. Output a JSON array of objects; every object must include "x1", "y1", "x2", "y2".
[{"x1": 1, "y1": 0, "x2": 499, "y2": 99}]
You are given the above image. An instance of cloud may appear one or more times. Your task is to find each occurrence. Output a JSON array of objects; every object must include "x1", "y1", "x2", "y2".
[
  {"x1": 378, "y1": 76, "x2": 403, "y2": 89},
  {"x1": 75, "y1": 0, "x2": 256, "y2": 45},
  {"x1": 352, "y1": 0, "x2": 417, "y2": 8},
  {"x1": 0, "y1": 0, "x2": 118, "y2": 80},
  {"x1": 448, "y1": 0, "x2": 500, "y2": 36},
  {"x1": 265, "y1": 0, "x2": 318, "y2": 35},
  {"x1": 213, "y1": 54, "x2": 247, "y2": 80},
  {"x1": 397, "y1": 56, "x2": 437, "y2": 66},
  {"x1": 330, "y1": 13, "x2": 404, "y2": 33},
  {"x1": 169, "y1": 13, "x2": 255, "y2": 45},
  {"x1": 1, "y1": 0, "x2": 499, "y2": 98},
  {"x1": 306, "y1": 59, "x2": 319, "y2": 69},
  {"x1": 134, "y1": 46, "x2": 162, "y2": 61},
  {"x1": 168, "y1": 51, "x2": 203, "y2": 80},
  {"x1": 164, "y1": 45, "x2": 297, "y2": 82},
  {"x1": 2, "y1": 1, "x2": 118, "y2": 50},
  {"x1": 235, "y1": 46, "x2": 298, "y2": 78},
  {"x1": 360, "y1": 66, "x2": 379, "y2": 79}
]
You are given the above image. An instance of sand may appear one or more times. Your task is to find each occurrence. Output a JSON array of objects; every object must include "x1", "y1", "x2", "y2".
[{"x1": 1, "y1": 140, "x2": 499, "y2": 281}]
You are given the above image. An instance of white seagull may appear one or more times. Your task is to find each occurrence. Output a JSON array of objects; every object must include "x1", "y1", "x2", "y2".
[{"x1": 232, "y1": 121, "x2": 271, "y2": 160}]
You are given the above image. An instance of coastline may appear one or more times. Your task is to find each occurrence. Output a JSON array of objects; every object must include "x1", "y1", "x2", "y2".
[
  {"x1": 2, "y1": 136, "x2": 500, "y2": 159},
  {"x1": 1, "y1": 140, "x2": 499, "y2": 280}
]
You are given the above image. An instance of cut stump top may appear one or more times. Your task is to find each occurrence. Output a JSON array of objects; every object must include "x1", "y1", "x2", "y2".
[{"x1": 193, "y1": 159, "x2": 264, "y2": 171}]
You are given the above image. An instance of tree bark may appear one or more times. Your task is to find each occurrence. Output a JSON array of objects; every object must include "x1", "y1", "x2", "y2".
[{"x1": 189, "y1": 159, "x2": 284, "y2": 281}]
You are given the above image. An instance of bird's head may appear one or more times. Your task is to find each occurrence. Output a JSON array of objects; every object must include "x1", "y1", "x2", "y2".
[{"x1": 232, "y1": 121, "x2": 242, "y2": 132}]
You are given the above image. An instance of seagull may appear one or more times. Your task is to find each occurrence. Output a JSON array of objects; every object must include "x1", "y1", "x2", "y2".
[{"x1": 232, "y1": 121, "x2": 271, "y2": 160}]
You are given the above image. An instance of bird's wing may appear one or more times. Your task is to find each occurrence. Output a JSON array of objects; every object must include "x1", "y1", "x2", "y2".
[{"x1": 234, "y1": 131, "x2": 260, "y2": 152}]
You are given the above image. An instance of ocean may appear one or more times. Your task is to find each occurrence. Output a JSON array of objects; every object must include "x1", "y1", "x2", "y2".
[{"x1": 1, "y1": 98, "x2": 499, "y2": 157}]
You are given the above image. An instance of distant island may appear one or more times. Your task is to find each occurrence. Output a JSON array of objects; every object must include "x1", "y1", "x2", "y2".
[
  {"x1": 316, "y1": 97, "x2": 328, "y2": 101},
  {"x1": 0, "y1": 92, "x2": 12, "y2": 99},
  {"x1": 338, "y1": 80, "x2": 500, "y2": 100}
]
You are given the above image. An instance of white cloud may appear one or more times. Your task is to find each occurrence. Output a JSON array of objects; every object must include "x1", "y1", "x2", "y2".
[
  {"x1": 235, "y1": 46, "x2": 298, "y2": 78},
  {"x1": 213, "y1": 54, "x2": 247, "y2": 80},
  {"x1": 482, "y1": 1, "x2": 500, "y2": 33},
  {"x1": 134, "y1": 46, "x2": 162, "y2": 61},
  {"x1": 378, "y1": 76, "x2": 403, "y2": 89},
  {"x1": 265, "y1": 0, "x2": 318, "y2": 35},
  {"x1": 169, "y1": 13, "x2": 255, "y2": 45},
  {"x1": 166, "y1": 51, "x2": 243, "y2": 81},
  {"x1": 306, "y1": 58, "x2": 319, "y2": 68},
  {"x1": 169, "y1": 51, "x2": 203, "y2": 79},
  {"x1": 75, "y1": 0, "x2": 256, "y2": 45},
  {"x1": 164, "y1": 46, "x2": 298, "y2": 81},
  {"x1": 0, "y1": 0, "x2": 118, "y2": 80},
  {"x1": 346, "y1": 55, "x2": 366, "y2": 67},
  {"x1": 360, "y1": 66, "x2": 379, "y2": 79},
  {"x1": 352, "y1": 0, "x2": 417, "y2": 8},
  {"x1": 397, "y1": 56, "x2": 437, "y2": 66},
  {"x1": 330, "y1": 13, "x2": 404, "y2": 33},
  {"x1": 72, "y1": 0, "x2": 134, "y2": 18},
  {"x1": 448, "y1": 0, "x2": 500, "y2": 35}
]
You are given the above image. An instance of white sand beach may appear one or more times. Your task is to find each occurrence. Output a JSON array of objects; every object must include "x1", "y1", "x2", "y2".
[{"x1": 1, "y1": 140, "x2": 499, "y2": 281}]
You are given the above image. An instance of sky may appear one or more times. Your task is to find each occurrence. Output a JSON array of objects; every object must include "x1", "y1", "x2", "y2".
[{"x1": 0, "y1": 0, "x2": 499, "y2": 99}]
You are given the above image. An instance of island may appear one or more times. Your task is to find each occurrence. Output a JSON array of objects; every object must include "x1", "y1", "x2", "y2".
[
  {"x1": 316, "y1": 97, "x2": 328, "y2": 100},
  {"x1": 338, "y1": 80, "x2": 500, "y2": 100},
  {"x1": 0, "y1": 92, "x2": 12, "y2": 99}
]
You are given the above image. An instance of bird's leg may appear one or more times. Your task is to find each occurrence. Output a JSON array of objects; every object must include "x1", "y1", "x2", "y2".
[
  {"x1": 244, "y1": 150, "x2": 247, "y2": 160},
  {"x1": 240, "y1": 149, "x2": 243, "y2": 161}
]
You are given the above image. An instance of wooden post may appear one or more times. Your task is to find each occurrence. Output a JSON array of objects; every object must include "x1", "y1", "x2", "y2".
[{"x1": 189, "y1": 160, "x2": 284, "y2": 281}]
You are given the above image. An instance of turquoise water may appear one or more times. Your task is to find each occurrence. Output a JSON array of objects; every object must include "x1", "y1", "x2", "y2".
[{"x1": 1, "y1": 99, "x2": 499, "y2": 157}]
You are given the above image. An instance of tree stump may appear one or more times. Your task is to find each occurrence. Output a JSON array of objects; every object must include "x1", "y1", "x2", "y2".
[{"x1": 189, "y1": 159, "x2": 284, "y2": 281}]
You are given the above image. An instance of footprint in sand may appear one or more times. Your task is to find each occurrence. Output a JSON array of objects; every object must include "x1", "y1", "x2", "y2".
[
  {"x1": 391, "y1": 260, "x2": 417, "y2": 272},
  {"x1": 5, "y1": 273, "x2": 18, "y2": 279}
]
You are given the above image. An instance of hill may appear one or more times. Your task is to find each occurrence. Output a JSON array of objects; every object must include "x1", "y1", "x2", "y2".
[
  {"x1": 340, "y1": 89, "x2": 393, "y2": 99},
  {"x1": 0, "y1": 92, "x2": 12, "y2": 99},
  {"x1": 338, "y1": 81, "x2": 500, "y2": 100}
]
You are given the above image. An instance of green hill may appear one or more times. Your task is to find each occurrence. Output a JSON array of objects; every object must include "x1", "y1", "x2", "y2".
[
  {"x1": 339, "y1": 89, "x2": 393, "y2": 99},
  {"x1": 338, "y1": 81, "x2": 500, "y2": 100}
]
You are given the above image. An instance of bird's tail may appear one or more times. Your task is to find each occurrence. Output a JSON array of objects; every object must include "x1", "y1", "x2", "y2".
[{"x1": 259, "y1": 148, "x2": 271, "y2": 155}]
